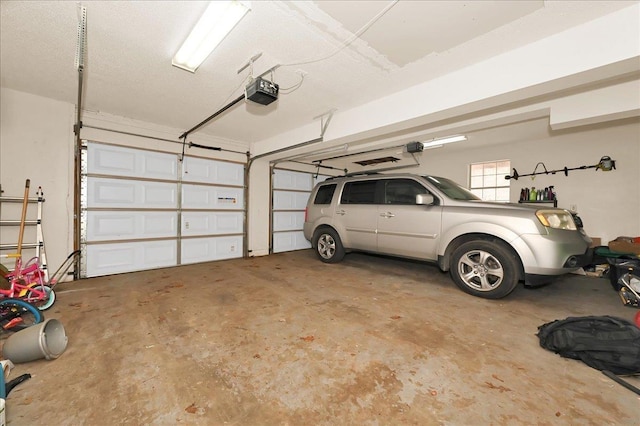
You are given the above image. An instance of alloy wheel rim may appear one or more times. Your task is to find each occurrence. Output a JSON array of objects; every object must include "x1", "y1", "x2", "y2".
[
  {"x1": 458, "y1": 249, "x2": 504, "y2": 291},
  {"x1": 318, "y1": 234, "x2": 336, "y2": 259}
]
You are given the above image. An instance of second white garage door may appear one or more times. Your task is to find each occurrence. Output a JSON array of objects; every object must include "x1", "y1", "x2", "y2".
[{"x1": 272, "y1": 169, "x2": 328, "y2": 253}]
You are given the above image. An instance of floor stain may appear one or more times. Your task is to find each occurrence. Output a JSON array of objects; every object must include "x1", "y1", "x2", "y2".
[{"x1": 5, "y1": 251, "x2": 639, "y2": 425}]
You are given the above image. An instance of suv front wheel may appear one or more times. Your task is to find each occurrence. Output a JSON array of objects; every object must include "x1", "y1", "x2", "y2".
[
  {"x1": 312, "y1": 228, "x2": 345, "y2": 263},
  {"x1": 450, "y1": 240, "x2": 519, "y2": 299}
]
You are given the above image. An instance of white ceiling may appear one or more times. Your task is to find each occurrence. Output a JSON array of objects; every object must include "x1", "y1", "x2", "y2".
[{"x1": 0, "y1": 0, "x2": 635, "y2": 152}]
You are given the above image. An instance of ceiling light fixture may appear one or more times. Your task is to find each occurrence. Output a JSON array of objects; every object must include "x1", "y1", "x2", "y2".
[
  {"x1": 173, "y1": 1, "x2": 251, "y2": 73},
  {"x1": 421, "y1": 135, "x2": 467, "y2": 149}
]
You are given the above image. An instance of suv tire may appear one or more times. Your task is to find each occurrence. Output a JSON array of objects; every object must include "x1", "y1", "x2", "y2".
[
  {"x1": 450, "y1": 240, "x2": 519, "y2": 299},
  {"x1": 312, "y1": 228, "x2": 345, "y2": 263}
]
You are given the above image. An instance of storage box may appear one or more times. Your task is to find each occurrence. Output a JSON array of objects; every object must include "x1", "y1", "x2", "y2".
[
  {"x1": 608, "y1": 237, "x2": 640, "y2": 255},
  {"x1": 589, "y1": 237, "x2": 601, "y2": 248}
]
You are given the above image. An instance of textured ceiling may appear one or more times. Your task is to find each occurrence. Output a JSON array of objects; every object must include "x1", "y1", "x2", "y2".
[
  {"x1": 315, "y1": 1, "x2": 544, "y2": 67},
  {"x1": 0, "y1": 0, "x2": 634, "y2": 146}
]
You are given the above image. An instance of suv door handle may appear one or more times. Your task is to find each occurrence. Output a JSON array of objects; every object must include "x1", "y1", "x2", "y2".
[
  {"x1": 336, "y1": 209, "x2": 346, "y2": 216},
  {"x1": 380, "y1": 212, "x2": 395, "y2": 218}
]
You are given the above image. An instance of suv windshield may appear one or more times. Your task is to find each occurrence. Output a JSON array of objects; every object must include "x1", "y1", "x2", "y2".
[{"x1": 424, "y1": 175, "x2": 480, "y2": 201}]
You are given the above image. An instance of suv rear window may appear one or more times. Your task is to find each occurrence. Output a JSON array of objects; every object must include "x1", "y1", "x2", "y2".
[
  {"x1": 341, "y1": 181, "x2": 377, "y2": 204},
  {"x1": 314, "y1": 184, "x2": 337, "y2": 204}
]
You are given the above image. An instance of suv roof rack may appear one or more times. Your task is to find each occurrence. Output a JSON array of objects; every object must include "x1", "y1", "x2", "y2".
[
  {"x1": 323, "y1": 171, "x2": 382, "y2": 181},
  {"x1": 342, "y1": 171, "x2": 381, "y2": 178}
]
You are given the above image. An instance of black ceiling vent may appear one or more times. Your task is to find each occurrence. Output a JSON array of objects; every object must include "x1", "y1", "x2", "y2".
[
  {"x1": 246, "y1": 77, "x2": 279, "y2": 105},
  {"x1": 354, "y1": 156, "x2": 400, "y2": 166}
]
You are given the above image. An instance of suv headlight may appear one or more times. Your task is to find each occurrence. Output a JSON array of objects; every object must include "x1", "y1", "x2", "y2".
[{"x1": 536, "y1": 210, "x2": 577, "y2": 230}]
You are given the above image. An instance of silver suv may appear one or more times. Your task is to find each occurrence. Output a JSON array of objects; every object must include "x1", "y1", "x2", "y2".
[{"x1": 303, "y1": 173, "x2": 592, "y2": 299}]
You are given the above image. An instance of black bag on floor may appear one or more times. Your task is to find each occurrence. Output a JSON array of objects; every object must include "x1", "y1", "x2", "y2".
[
  {"x1": 537, "y1": 315, "x2": 640, "y2": 374},
  {"x1": 537, "y1": 316, "x2": 640, "y2": 394}
]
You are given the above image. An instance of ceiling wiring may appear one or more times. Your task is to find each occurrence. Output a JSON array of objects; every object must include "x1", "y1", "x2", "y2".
[
  {"x1": 279, "y1": 72, "x2": 305, "y2": 94},
  {"x1": 279, "y1": 0, "x2": 399, "y2": 68},
  {"x1": 184, "y1": 0, "x2": 399, "y2": 123}
]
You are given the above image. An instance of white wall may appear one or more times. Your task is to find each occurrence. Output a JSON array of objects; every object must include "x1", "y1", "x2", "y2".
[
  {"x1": 247, "y1": 159, "x2": 270, "y2": 257},
  {"x1": 416, "y1": 120, "x2": 640, "y2": 243},
  {"x1": 0, "y1": 88, "x2": 75, "y2": 273}
]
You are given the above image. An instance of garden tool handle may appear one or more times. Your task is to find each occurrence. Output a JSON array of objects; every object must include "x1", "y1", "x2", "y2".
[{"x1": 15, "y1": 179, "x2": 30, "y2": 265}]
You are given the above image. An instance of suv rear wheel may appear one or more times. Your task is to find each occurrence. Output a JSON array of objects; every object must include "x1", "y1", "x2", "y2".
[
  {"x1": 312, "y1": 228, "x2": 345, "y2": 263},
  {"x1": 450, "y1": 240, "x2": 519, "y2": 299}
]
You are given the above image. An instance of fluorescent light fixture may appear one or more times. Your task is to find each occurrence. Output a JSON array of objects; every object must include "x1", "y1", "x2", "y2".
[
  {"x1": 422, "y1": 135, "x2": 467, "y2": 149},
  {"x1": 173, "y1": 1, "x2": 251, "y2": 73}
]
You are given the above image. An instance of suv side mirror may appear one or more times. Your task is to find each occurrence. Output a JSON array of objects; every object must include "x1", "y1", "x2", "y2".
[{"x1": 416, "y1": 194, "x2": 434, "y2": 205}]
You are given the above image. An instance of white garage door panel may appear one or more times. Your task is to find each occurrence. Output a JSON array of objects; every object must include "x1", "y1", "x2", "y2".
[
  {"x1": 273, "y1": 191, "x2": 310, "y2": 210},
  {"x1": 274, "y1": 170, "x2": 313, "y2": 191},
  {"x1": 183, "y1": 157, "x2": 244, "y2": 186},
  {"x1": 86, "y1": 211, "x2": 177, "y2": 241},
  {"x1": 86, "y1": 240, "x2": 177, "y2": 277},
  {"x1": 87, "y1": 178, "x2": 177, "y2": 209},
  {"x1": 182, "y1": 211, "x2": 243, "y2": 236},
  {"x1": 273, "y1": 231, "x2": 311, "y2": 253},
  {"x1": 182, "y1": 184, "x2": 243, "y2": 209},
  {"x1": 271, "y1": 170, "x2": 321, "y2": 254},
  {"x1": 181, "y1": 236, "x2": 243, "y2": 264},
  {"x1": 273, "y1": 211, "x2": 305, "y2": 232},
  {"x1": 88, "y1": 144, "x2": 177, "y2": 180}
]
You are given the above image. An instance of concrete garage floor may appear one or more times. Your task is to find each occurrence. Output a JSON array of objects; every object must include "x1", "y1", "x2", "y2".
[{"x1": 3, "y1": 250, "x2": 639, "y2": 425}]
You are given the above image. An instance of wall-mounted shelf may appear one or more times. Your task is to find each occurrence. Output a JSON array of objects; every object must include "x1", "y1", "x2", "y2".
[{"x1": 518, "y1": 200, "x2": 558, "y2": 208}]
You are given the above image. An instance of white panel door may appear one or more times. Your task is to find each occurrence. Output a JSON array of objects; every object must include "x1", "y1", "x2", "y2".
[
  {"x1": 272, "y1": 170, "x2": 318, "y2": 253},
  {"x1": 86, "y1": 240, "x2": 177, "y2": 277},
  {"x1": 82, "y1": 142, "x2": 245, "y2": 277},
  {"x1": 87, "y1": 178, "x2": 177, "y2": 209},
  {"x1": 87, "y1": 144, "x2": 178, "y2": 180},
  {"x1": 182, "y1": 211, "x2": 243, "y2": 236},
  {"x1": 180, "y1": 158, "x2": 244, "y2": 263},
  {"x1": 182, "y1": 184, "x2": 243, "y2": 210},
  {"x1": 273, "y1": 231, "x2": 310, "y2": 253},
  {"x1": 181, "y1": 235, "x2": 243, "y2": 264},
  {"x1": 180, "y1": 184, "x2": 244, "y2": 264},
  {"x1": 182, "y1": 157, "x2": 244, "y2": 186},
  {"x1": 273, "y1": 211, "x2": 305, "y2": 232},
  {"x1": 86, "y1": 211, "x2": 177, "y2": 241},
  {"x1": 272, "y1": 191, "x2": 310, "y2": 210},
  {"x1": 274, "y1": 170, "x2": 313, "y2": 191}
]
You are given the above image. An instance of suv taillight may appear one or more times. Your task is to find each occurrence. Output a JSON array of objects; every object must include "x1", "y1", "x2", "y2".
[{"x1": 304, "y1": 207, "x2": 308, "y2": 222}]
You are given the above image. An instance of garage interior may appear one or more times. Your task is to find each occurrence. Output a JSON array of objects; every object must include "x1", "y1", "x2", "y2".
[{"x1": 0, "y1": 1, "x2": 639, "y2": 424}]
